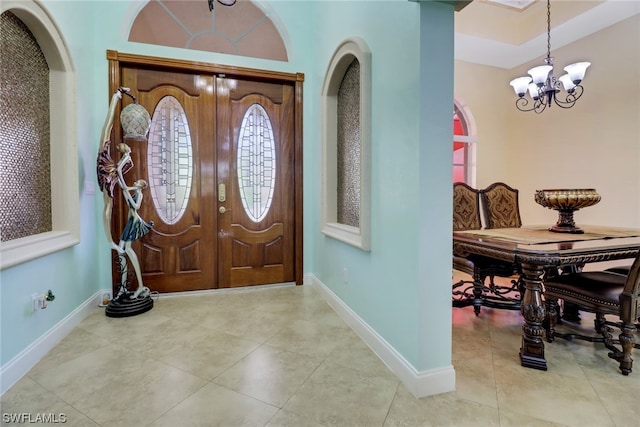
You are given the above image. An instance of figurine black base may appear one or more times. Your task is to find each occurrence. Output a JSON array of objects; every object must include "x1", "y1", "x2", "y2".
[{"x1": 105, "y1": 294, "x2": 153, "y2": 318}]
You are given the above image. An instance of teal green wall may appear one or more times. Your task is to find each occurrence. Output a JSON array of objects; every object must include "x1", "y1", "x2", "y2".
[
  {"x1": 1, "y1": 0, "x2": 454, "y2": 377},
  {"x1": 0, "y1": 0, "x2": 105, "y2": 367},
  {"x1": 418, "y1": 2, "x2": 454, "y2": 368},
  {"x1": 309, "y1": 0, "x2": 454, "y2": 371}
]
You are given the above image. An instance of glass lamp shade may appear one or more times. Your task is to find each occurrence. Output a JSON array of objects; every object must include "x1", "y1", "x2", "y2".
[
  {"x1": 527, "y1": 83, "x2": 540, "y2": 100},
  {"x1": 120, "y1": 103, "x2": 151, "y2": 141},
  {"x1": 509, "y1": 76, "x2": 532, "y2": 97},
  {"x1": 527, "y1": 65, "x2": 553, "y2": 87},
  {"x1": 558, "y1": 74, "x2": 576, "y2": 92},
  {"x1": 564, "y1": 62, "x2": 590, "y2": 84}
]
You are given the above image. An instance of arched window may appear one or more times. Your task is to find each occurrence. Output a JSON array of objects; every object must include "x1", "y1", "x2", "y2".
[
  {"x1": 321, "y1": 38, "x2": 371, "y2": 251},
  {"x1": 128, "y1": 0, "x2": 288, "y2": 61},
  {"x1": 452, "y1": 100, "x2": 477, "y2": 186},
  {"x1": 0, "y1": 1, "x2": 78, "y2": 269}
]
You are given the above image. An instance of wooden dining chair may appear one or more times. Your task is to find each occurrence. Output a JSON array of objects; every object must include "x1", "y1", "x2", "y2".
[
  {"x1": 480, "y1": 182, "x2": 522, "y2": 229},
  {"x1": 453, "y1": 182, "x2": 483, "y2": 232},
  {"x1": 479, "y1": 181, "x2": 525, "y2": 296},
  {"x1": 543, "y1": 250, "x2": 640, "y2": 375},
  {"x1": 452, "y1": 182, "x2": 520, "y2": 315}
]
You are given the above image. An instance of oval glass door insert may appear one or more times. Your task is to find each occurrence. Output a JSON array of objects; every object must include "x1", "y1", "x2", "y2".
[
  {"x1": 147, "y1": 95, "x2": 193, "y2": 225},
  {"x1": 237, "y1": 103, "x2": 276, "y2": 222}
]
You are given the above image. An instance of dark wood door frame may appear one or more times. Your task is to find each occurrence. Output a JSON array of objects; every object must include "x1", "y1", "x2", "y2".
[{"x1": 106, "y1": 50, "x2": 304, "y2": 289}]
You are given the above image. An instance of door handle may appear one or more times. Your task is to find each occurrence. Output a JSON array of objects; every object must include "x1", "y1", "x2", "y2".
[{"x1": 219, "y1": 206, "x2": 228, "y2": 214}]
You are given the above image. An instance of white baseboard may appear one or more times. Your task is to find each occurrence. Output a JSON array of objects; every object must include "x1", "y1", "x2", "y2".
[
  {"x1": 304, "y1": 274, "x2": 455, "y2": 398},
  {"x1": 0, "y1": 290, "x2": 105, "y2": 396}
]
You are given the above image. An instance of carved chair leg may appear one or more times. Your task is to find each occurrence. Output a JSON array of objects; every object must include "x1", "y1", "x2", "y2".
[
  {"x1": 594, "y1": 312, "x2": 606, "y2": 334},
  {"x1": 561, "y1": 301, "x2": 581, "y2": 322},
  {"x1": 472, "y1": 271, "x2": 484, "y2": 316},
  {"x1": 544, "y1": 297, "x2": 558, "y2": 343},
  {"x1": 618, "y1": 323, "x2": 636, "y2": 375}
]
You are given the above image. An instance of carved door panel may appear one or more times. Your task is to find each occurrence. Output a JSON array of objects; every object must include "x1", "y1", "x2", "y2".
[
  {"x1": 110, "y1": 52, "x2": 303, "y2": 293},
  {"x1": 118, "y1": 67, "x2": 216, "y2": 292},
  {"x1": 216, "y1": 77, "x2": 296, "y2": 287}
]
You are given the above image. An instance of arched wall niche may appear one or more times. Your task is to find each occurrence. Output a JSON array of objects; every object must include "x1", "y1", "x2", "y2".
[
  {"x1": 128, "y1": 0, "x2": 288, "y2": 61},
  {"x1": 0, "y1": 0, "x2": 79, "y2": 269}
]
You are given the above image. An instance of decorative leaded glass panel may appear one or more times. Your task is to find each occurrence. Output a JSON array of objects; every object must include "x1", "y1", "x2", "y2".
[
  {"x1": 147, "y1": 96, "x2": 193, "y2": 225},
  {"x1": 337, "y1": 58, "x2": 360, "y2": 228},
  {"x1": 237, "y1": 104, "x2": 276, "y2": 223},
  {"x1": 0, "y1": 11, "x2": 52, "y2": 242}
]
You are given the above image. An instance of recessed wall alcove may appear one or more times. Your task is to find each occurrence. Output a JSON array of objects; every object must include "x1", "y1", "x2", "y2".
[{"x1": 128, "y1": 0, "x2": 288, "y2": 61}]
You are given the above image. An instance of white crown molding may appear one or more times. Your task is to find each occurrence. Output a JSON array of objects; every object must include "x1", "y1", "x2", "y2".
[{"x1": 456, "y1": 0, "x2": 640, "y2": 69}]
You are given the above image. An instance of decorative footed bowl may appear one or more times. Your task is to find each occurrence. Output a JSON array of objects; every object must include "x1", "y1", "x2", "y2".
[{"x1": 534, "y1": 189, "x2": 601, "y2": 234}]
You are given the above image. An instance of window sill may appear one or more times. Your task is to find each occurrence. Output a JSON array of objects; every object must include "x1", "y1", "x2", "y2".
[
  {"x1": 322, "y1": 222, "x2": 370, "y2": 251},
  {"x1": 1, "y1": 231, "x2": 80, "y2": 270}
]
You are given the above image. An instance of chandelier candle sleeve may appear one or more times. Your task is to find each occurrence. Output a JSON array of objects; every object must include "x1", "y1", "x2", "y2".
[
  {"x1": 564, "y1": 62, "x2": 590, "y2": 84},
  {"x1": 528, "y1": 65, "x2": 553, "y2": 87}
]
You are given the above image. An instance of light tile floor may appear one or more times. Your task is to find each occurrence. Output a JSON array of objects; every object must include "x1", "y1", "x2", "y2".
[{"x1": 2, "y1": 280, "x2": 639, "y2": 426}]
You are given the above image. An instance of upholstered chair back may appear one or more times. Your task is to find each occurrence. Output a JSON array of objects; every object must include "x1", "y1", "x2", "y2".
[
  {"x1": 481, "y1": 182, "x2": 522, "y2": 229},
  {"x1": 453, "y1": 182, "x2": 482, "y2": 231}
]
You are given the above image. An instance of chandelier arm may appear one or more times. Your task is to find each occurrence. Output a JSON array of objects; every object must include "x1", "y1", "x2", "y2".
[
  {"x1": 515, "y1": 97, "x2": 547, "y2": 113},
  {"x1": 533, "y1": 99, "x2": 547, "y2": 114},
  {"x1": 208, "y1": 0, "x2": 237, "y2": 11},
  {"x1": 515, "y1": 97, "x2": 537, "y2": 112},
  {"x1": 552, "y1": 86, "x2": 585, "y2": 108}
]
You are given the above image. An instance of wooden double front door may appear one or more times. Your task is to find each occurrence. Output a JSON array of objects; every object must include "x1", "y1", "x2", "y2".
[{"x1": 107, "y1": 51, "x2": 303, "y2": 293}]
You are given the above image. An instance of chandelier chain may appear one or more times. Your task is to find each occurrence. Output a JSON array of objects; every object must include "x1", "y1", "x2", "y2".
[{"x1": 546, "y1": 0, "x2": 551, "y2": 61}]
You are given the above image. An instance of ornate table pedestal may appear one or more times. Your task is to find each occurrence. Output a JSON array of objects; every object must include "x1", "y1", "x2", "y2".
[{"x1": 519, "y1": 263, "x2": 548, "y2": 370}]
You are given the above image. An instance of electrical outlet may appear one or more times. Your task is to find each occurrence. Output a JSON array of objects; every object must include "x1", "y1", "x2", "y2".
[{"x1": 99, "y1": 292, "x2": 112, "y2": 307}]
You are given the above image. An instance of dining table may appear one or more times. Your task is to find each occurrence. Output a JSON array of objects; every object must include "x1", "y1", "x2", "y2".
[{"x1": 453, "y1": 225, "x2": 640, "y2": 371}]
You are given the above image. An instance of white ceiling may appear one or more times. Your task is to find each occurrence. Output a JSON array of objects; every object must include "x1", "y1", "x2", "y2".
[{"x1": 455, "y1": 0, "x2": 640, "y2": 69}]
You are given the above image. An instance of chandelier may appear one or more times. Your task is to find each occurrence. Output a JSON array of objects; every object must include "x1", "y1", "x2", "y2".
[
  {"x1": 509, "y1": 0, "x2": 590, "y2": 113},
  {"x1": 208, "y1": 0, "x2": 236, "y2": 11}
]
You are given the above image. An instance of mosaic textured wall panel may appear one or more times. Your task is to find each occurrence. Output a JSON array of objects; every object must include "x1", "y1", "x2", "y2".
[
  {"x1": 0, "y1": 11, "x2": 52, "y2": 242},
  {"x1": 336, "y1": 59, "x2": 361, "y2": 228}
]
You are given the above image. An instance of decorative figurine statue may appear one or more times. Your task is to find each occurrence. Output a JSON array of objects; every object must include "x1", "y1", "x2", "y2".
[{"x1": 97, "y1": 87, "x2": 153, "y2": 317}]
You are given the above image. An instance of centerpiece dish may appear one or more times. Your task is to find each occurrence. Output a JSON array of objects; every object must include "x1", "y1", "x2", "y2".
[{"x1": 534, "y1": 189, "x2": 601, "y2": 234}]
